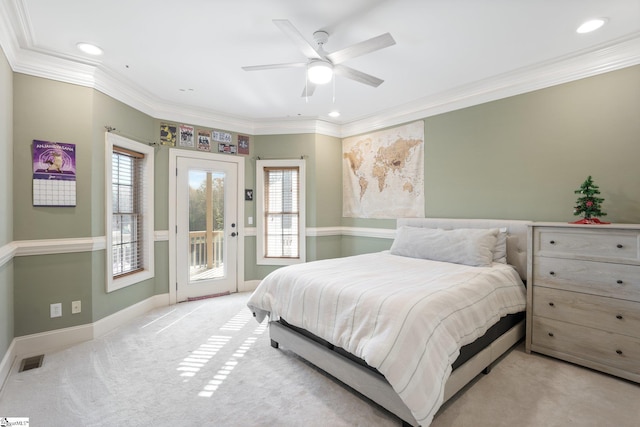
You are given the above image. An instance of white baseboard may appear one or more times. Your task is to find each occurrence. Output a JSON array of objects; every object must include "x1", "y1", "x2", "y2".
[
  {"x1": 13, "y1": 323, "x2": 94, "y2": 359},
  {"x1": 0, "y1": 339, "x2": 16, "y2": 394},
  {"x1": 239, "y1": 280, "x2": 260, "y2": 293},
  {"x1": 93, "y1": 293, "x2": 169, "y2": 338},
  {"x1": 0, "y1": 293, "x2": 170, "y2": 394}
]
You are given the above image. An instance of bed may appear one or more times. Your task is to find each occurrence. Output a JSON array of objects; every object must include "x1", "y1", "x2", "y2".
[{"x1": 247, "y1": 218, "x2": 531, "y2": 426}]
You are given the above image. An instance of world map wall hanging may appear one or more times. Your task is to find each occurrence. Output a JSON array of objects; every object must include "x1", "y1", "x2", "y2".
[{"x1": 342, "y1": 120, "x2": 424, "y2": 218}]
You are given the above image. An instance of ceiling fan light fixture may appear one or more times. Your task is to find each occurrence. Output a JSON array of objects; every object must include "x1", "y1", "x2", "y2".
[{"x1": 307, "y1": 60, "x2": 333, "y2": 84}]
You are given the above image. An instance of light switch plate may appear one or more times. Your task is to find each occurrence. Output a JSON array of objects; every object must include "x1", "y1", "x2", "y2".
[{"x1": 71, "y1": 300, "x2": 81, "y2": 314}]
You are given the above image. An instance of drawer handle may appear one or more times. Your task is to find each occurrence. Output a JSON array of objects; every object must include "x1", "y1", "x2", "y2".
[
  {"x1": 548, "y1": 332, "x2": 554, "y2": 337},
  {"x1": 616, "y1": 244, "x2": 623, "y2": 249},
  {"x1": 616, "y1": 280, "x2": 624, "y2": 285},
  {"x1": 548, "y1": 302, "x2": 555, "y2": 307},
  {"x1": 549, "y1": 271, "x2": 556, "y2": 276},
  {"x1": 616, "y1": 314, "x2": 623, "y2": 320},
  {"x1": 549, "y1": 240, "x2": 556, "y2": 245},
  {"x1": 616, "y1": 349, "x2": 623, "y2": 355}
]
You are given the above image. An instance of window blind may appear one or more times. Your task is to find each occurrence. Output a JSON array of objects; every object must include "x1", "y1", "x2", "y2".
[
  {"x1": 112, "y1": 147, "x2": 145, "y2": 277},
  {"x1": 264, "y1": 166, "x2": 299, "y2": 258}
]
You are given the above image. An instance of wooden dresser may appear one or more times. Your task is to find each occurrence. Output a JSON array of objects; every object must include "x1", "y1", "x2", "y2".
[{"x1": 526, "y1": 222, "x2": 640, "y2": 383}]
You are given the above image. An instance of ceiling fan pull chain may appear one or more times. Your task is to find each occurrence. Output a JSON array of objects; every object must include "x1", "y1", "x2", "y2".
[
  {"x1": 305, "y1": 76, "x2": 309, "y2": 103},
  {"x1": 332, "y1": 77, "x2": 336, "y2": 103}
]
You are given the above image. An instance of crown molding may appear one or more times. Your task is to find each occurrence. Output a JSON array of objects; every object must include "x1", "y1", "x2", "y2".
[
  {"x1": 252, "y1": 118, "x2": 342, "y2": 137},
  {"x1": 2, "y1": 0, "x2": 639, "y2": 139},
  {"x1": 339, "y1": 33, "x2": 640, "y2": 137}
]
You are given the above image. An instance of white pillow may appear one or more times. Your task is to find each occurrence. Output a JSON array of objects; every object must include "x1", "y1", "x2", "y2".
[
  {"x1": 493, "y1": 227, "x2": 508, "y2": 264},
  {"x1": 390, "y1": 227, "x2": 499, "y2": 267}
]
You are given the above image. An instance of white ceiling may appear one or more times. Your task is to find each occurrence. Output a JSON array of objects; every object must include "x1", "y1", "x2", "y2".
[{"x1": 1, "y1": 0, "x2": 640, "y2": 136}]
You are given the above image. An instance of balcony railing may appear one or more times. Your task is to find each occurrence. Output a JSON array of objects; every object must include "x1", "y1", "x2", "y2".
[{"x1": 189, "y1": 230, "x2": 224, "y2": 271}]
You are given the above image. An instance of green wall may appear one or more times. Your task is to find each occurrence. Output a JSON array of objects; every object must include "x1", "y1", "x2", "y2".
[
  {"x1": 422, "y1": 65, "x2": 640, "y2": 223},
  {"x1": 243, "y1": 132, "x2": 343, "y2": 280},
  {"x1": 89, "y1": 91, "x2": 160, "y2": 321},
  {"x1": 342, "y1": 65, "x2": 640, "y2": 234},
  {"x1": 0, "y1": 45, "x2": 14, "y2": 360},
  {"x1": 13, "y1": 76, "x2": 93, "y2": 240},
  {"x1": 12, "y1": 74, "x2": 163, "y2": 336},
  {"x1": 4, "y1": 54, "x2": 640, "y2": 340}
]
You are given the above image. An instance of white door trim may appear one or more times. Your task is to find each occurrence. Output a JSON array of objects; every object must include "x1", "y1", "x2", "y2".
[{"x1": 168, "y1": 149, "x2": 245, "y2": 305}]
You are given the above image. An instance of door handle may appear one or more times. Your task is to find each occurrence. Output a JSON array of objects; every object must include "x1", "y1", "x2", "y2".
[{"x1": 231, "y1": 232, "x2": 238, "y2": 237}]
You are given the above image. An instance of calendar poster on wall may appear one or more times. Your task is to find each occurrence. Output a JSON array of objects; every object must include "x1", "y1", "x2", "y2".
[{"x1": 32, "y1": 140, "x2": 77, "y2": 207}]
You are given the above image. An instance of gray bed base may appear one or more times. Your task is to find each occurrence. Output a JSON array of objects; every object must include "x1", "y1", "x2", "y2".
[
  {"x1": 266, "y1": 218, "x2": 531, "y2": 426},
  {"x1": 269, "y1": 319, "x2": 524, "y2": 426}
]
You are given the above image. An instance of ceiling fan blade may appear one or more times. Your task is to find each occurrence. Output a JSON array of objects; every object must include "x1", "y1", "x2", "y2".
[
  {"x1": 326, "y1": 33, "x2": 395, "y2": 64},
  {"x1": 273, "y1": 19, "x2": 322, "y2": 60},
  {"x1": 242, "y1": 62, "x2": 307, "y2": 71},
  {"x1": 301, "y1": 82, "x2": 317, "y2": 97},
  {"x1": 334, "y1": 64, "x2": 384, "y2": 87}
]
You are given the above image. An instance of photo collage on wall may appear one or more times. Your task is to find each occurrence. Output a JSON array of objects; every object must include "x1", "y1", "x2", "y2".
[{"x1": 162, "y1": 122, "x2": 250, "y2": 156}]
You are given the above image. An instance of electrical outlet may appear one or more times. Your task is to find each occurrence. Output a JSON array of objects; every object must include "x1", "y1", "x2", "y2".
[
  {"x1": 50, "y1": 303, "x2": 62, "y2": 318},
  {"x1": 71, "y1": 300, "x2": 81, "y2": 314}
]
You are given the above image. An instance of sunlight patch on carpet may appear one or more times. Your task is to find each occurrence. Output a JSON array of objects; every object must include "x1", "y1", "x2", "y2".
[
  {"x1": 178, "y1": 335, "x2": 231, "y2": 380},
  {"x1": 220, "y1": 308, "x2": 253, "y2": 331},
  {"x1": 198, "y1": 320, "x2": 267, "y2": 398}
]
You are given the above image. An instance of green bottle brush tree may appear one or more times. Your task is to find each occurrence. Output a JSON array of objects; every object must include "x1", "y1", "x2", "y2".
[{"x1": 571, "y1": 176, "x2": 610, "y2": 224}]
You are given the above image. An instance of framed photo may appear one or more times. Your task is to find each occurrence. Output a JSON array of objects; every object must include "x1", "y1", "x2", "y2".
[
  {"x1": 218, "y1": 143, "x2": 237, "y2": 154},
  {"x1": 212, "y1": 130, "x2": 232, "y2": 143},
  {"x1": 197, "y1": 129, "x2": 211, "y2": 151},
  {"x1": 238, "y1": 135, "x2": 250, "y2": 155},
  {"x1": 179, "y1": 125, "x2": 195, "y2": 148},
  {"x1": 160, "y1": 122, "x2": 177, "y2": 146}
]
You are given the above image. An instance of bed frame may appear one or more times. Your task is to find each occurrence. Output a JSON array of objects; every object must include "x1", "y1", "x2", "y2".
[{"x1": 268, "y1": 218, "x2": 532, "y2": 426}]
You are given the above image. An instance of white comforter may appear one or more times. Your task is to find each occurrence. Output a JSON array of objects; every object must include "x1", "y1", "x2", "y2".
[{"x1": 247, "y1": 251, "x2": 526, "y2": 426}]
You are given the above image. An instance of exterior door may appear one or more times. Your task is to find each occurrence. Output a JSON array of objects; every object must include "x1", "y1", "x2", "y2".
[{"x1": 176, "y1": 157, "x2": 238, "y2": 301}]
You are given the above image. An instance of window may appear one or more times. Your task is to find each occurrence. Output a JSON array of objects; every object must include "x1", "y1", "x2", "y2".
[
  {"x1": 256, "y1": 159, "x2": 305, "y2": 265},
  {"x1": 105, "y1": 132, "x2": 154, "y2": 292}
]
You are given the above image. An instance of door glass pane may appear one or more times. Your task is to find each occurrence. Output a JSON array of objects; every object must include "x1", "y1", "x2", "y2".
[{"x1": 188, "y1": 169, "x2": 225, "y2": 283}]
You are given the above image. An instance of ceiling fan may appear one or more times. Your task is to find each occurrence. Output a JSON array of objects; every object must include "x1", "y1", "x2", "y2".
[{"x1": 242, "y1": 19, "x2": 396, "y2": 96}]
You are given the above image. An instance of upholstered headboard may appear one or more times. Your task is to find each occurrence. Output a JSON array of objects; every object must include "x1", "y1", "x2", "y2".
[{"x1": 397, "y1": 218, "x2": 532, "y2": 281}]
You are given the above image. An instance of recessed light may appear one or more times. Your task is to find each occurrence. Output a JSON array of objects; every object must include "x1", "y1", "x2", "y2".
[
  {"x1": 328, "y1": 111, "x2": 340, "y2": 118},
  {"x1": 576, "y1": 18, "x2": 607, "y2": 34},
  {"x1": 76, "y1": 42, "x2": 103, "y2": 56}
]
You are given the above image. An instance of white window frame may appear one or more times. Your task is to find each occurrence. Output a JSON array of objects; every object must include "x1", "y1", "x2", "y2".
[
  {"x1": 105, "y1": 132, "x2": 155, "y2": 292},
  {"x1": 256, "y1": 159, "x2": 306, "y2": 266}
]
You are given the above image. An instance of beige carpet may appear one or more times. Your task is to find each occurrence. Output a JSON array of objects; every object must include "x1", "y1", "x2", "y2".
[{"x1": 1, "y1": 292, "x2": 638, "y2": 426}]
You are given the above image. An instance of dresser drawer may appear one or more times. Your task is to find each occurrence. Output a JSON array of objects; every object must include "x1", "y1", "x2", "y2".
[
  {"x1": 533, "y1": 257, "x2": 640, "y2": 302},
  {"x1": 532, "y1": 286, "x2": 640, "y2": 338},
  {"x1": 532, "y1": 316, "x2": 640, "y2": 376},
  {"x1": 535, "y1": 227, "x2": 639, "y2": 262}
]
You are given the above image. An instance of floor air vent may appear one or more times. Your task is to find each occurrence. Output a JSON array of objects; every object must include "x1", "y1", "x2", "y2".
[{"x1": 19, "y1": 354, "x2": 44, "y2": 372}]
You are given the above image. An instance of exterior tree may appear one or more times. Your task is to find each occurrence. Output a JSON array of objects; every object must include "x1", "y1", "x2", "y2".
[
  {"x1": 572, "y1": 176, "x2": 609, "y2": 224},
  {"x1": 189, "y1": 176, "x2": 225, "y2": 231}
]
